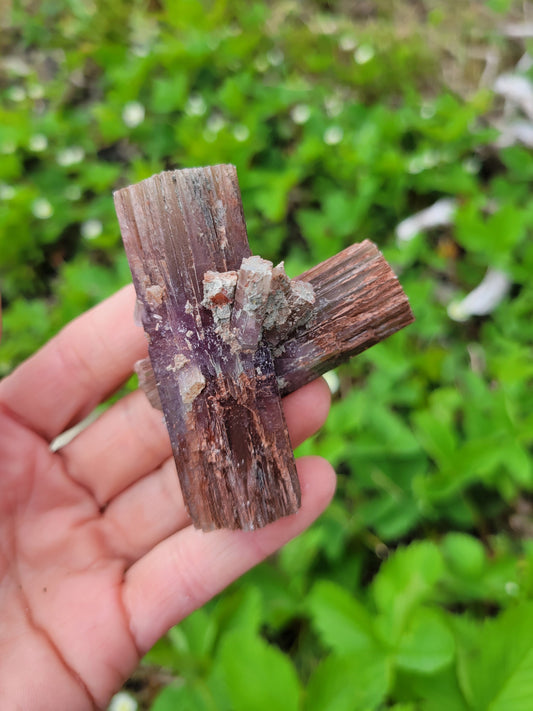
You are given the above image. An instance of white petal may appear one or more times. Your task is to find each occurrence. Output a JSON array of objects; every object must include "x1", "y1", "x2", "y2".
[
  {"x1": 448, "y1": 268, "x2": 511, "y2": 321},
  {"x1": 57, "y1": 146, "x2": 85, "y2": 166},
  {"x1": 323, "y1": 126, "x2": 343, "y2": 145},
  {"x1": 396, "y1": 198, "x2": 457, "y2": 242},
  {"x1": 107, "y1": 691, "x2": 138, "y2": 711},
  {"x1": 232, "y1": 124, "x2": 249, "y2": 142},
  {"x1": 353, "y1": 45, "x2": 374, "y2": 64},
  {"x1": 122, "y1": 101, "x2": 145, "y2": 127},
  {"x1": 495, "y1": 120, "x2": 533, "y2": 148},
  {"x1": 504, "y1": 23, "x2": 533, "y2": 38},
  {"x1": 494, "y1": 73, "x2": 533, "y2": 119},
  {"x1": 29, "y1": 134, "x2": 48, "y2": 152},
  {"x1": 323, "y1": 370, "x2": 340, "y2": 394},
  {"x1": 32, "y1": 198, "x2": 54, "y2": 219},
  {"x1": 81, "y1": 219, "x2": 103, "y2": 239},
  {"x1": 185, "y1": 95, "x2": 206, "y2": 117},
  {"x1": 290, "y1": 104, "x2": 311, "y2": 125}
]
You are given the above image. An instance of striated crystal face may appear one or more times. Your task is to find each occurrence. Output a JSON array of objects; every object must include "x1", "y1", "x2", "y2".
[{"x1": 116, "y1": 166, "x2": 413, "y2": 532}]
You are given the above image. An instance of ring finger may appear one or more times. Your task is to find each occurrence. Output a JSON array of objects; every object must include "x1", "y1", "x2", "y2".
[{"x1": 60, "y1": 378, "x2": 331, "y2": 508}]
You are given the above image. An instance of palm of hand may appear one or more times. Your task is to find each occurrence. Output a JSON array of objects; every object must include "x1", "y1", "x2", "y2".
[
  {"x1": 0, "y1": 287, "x2": 334, "y2": 710},
  {"x1": 0, "y1": 411, "x2": 138, "y2": 709}
]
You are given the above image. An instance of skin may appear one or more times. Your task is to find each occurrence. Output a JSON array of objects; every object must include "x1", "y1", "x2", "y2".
[{"x1": 0, "y1": 285, "x2": 335, "y2": 710}]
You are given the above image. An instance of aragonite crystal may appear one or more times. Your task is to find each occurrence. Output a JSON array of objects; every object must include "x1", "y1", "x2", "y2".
[{"x1": 114, "y1": 164, "x2": 414, "y2": 531}]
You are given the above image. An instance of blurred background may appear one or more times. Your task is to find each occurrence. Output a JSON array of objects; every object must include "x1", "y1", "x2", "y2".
[{"x1": 1, "y1": 1, "x2": 533, "y2": 709}]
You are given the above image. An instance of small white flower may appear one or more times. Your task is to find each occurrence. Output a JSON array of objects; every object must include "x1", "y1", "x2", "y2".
[
  {"x1": 290, "y1": 104, "x2": 311, "y2": 125},
  {"x1": 132, "y1": 44, "x2": 149, "y2": 58},
  {"x1": 316, "y1": 16, "x2": 338, "y2": 35},
  {"x1": 0, "y1": 184, "x2": 15, "y2": 200},
  {"x1": 324, "y1": 95, "x2": 343, "y2": 118},
  {"x1": 122, "y1": 101, "x2": 145, "y2": 128},
  {"x1": 463, "y1": 157, "x2": 480, "y2": 174},
  {"x1": 339, "y1": 35, "x2": 357, "y2": 52},
  {"x1": 505, "y1": 581, "x2": 519, "y2": 597},
  {"x1": 28, "y1": 84, "x2": 45, "y2": 100},
  {"x1": 185, "y1": 95, "x2": 207, "y2": 117},
  {"x1": 203, "y1": 114, "x2": 226, "y2": 142},
  {"x1": 266, "y1": 47, "x2": 284, "y2": 67},
  {"x1": 448, "y1": 268, "x2": 511, "y2": 322},
  {"x1": 130, "y1": 16, "x2": 159, "y2": 57},
  {"x1": 233, "y1": 124, "x2": 249, "y2": 142},
  {"x1": 57, "y1": 146, "x2": 85, "y2": 167},
  {"x1": 419, "y1": 149, "x2": 441, "y2": 170},
  {"x1": 32, "y1": 198, "x2": 54, "y2": 219},
  {"x1": 407, "y1": 155, "x2": 426, "y2": 174},
  {"x1": 1, "y1": 140, "x2": 16, "y2": 155},
  {"x1": 254, "y1": 55, "x2": 269, "y2": 73},
  {"x1": 107, "y1": 691, "x2": 138, "y2": 711},
  {"x1": 29, "y1": 134, "x2": 48, "y2": 152},
  {"x1": 420, "y1": 102, "x2": 436, "y2": 119},
  {"x1": 81, "y1": 219, "x2": 103, "y2": 239},
  {"x1": 7, "y1": 86, "x2": 26, "y2": 102},
  {"x1": 64, "y1": 185, "x2": 82, "y2": 201},
  {"x1": 354, "y1": 44, "x2": 374, "y2": 65},
  {"x1": 206, "y1": 114, "x2": 226, "y2": 133},
  {"x1": 323, "y1": 125, "x2": 343, "y2": 145},
  {"x1": 323, "y1": 370, "x2": 340, "y2": 394}
]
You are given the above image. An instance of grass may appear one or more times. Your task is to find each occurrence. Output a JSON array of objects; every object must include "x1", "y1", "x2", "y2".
[{"x1": 1, "y1": 1, "x2": 532, "y2": 709}]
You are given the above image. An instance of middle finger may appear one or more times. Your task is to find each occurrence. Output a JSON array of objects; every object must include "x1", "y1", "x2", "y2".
[{"x1": 60, "y1": 378, "x2": 331, "y2": 508}]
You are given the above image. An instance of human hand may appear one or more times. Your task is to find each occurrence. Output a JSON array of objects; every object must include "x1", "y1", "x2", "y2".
[{"x1": 0, "y1": 286, "x2": 335, "y2": 710}]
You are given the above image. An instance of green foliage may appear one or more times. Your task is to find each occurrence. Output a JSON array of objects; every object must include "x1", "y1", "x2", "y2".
[
  {"x1": 453, "y1": 603, "x2": 533, "y2": 711},
  {"x1": 2, "y1": 1, "x2": 532, "y2": 709},
  {"x1": 215, "y1": 629, "x2": 301, "y2": 711},
  {"x1": 305, "y1": 651, "x2": 390, "y2": 711}
]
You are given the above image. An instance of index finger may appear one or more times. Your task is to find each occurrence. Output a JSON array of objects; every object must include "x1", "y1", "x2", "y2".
[{"x1": 0, "y1": 286, "x2": 147, "y2": 440}]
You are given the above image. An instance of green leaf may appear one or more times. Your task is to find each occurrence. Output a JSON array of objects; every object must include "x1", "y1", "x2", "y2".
[
  {"x1": 305, "y1": 650, "x2": 391, "y2": 711},
  {"x1": 455, "y1": 202, "x2": 527, "y2": 265},
  {"x1": 213, "y1": 586, "x2": 262, "y2": 639},
  {"x1": 396, "y1": 608, "x2": 455, "y2": 673},
  {"x1": 396, "y1": 665, "x2": 470, "y2": 711},
  {"x1": 216, "y1": 630, "x2": 301, "y2": 711},
  {"x1": 413, "y1": 410, "x2": 457, "y2": 468},
  {"x1": 143, "y1": 635, "x2": 183, "y2": 674},
  {"x1": 252, "y1": 169, "x2": 301, "y2": 221},
  {"x1": 372, "y1": 542, "x2": 443, "y2": 641},
  {"x1": 151, "y1": 73, "x2": 188, "y2": 113},
  {"x1": 454, "y1": 603, "x2": 533, "y2": 711},
  {"x1": 358, "y1": 493, "x2": 420, "y2": 543},
  {"x1": 279, "y1": 527, "x2": 327, "y2": 583},
  {"x1": 151, "y1": 682, "x2": 214, "y2": 711},
  {"x1": 145, "y1": 610, "x2": 218, "y2": 679},
  {"x1": 308, "y1": 581, "x2": 378, "y2": 654},
  {"x1": 169, "y1": 608, "x2": 217, "y2": 659},
  {"x1": 442, "y1": 533, "x2": 487, "y2": 580}
]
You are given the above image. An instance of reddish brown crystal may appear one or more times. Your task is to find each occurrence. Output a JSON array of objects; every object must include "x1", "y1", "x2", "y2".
[
  {"x1": 115, "y1": 164, "x2": 414, "y2": 532},
  {"x1": 114, "y1": 166, "x2": 300, "y2": 531},
  {"x1": 275, "y1": 240, "x2": 414, "y2": 395}
]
